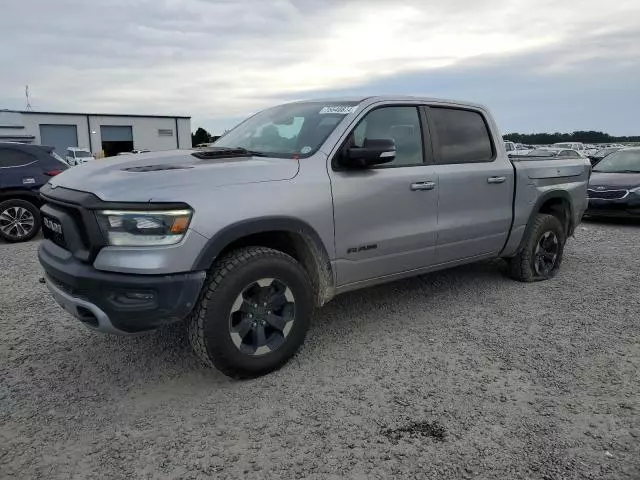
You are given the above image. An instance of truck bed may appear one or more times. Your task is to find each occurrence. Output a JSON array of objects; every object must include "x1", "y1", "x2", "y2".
[{"x1": 507, "y1": 156, "x2": 591, "y2": 252}]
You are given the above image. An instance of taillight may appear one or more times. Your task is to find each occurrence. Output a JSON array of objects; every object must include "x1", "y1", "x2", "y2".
[{"x1": 45, "y1": 170, "x2": 64, "y2": 176}]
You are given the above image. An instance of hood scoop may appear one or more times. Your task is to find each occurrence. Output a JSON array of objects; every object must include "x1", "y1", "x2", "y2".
[{"x1": 123, "y1": 164, "x2": 193, "y2": 172}]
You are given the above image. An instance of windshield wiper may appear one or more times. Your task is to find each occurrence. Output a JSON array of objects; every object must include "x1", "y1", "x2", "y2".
[
  {"x1": 192, "y1": 146, "x2": 268, "y2": 159},
  {"x1": 226, "y1": 147, "x2": 269, "y2": 157}
]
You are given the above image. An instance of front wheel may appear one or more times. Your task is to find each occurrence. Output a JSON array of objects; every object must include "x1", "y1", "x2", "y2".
[
  {"x1": 188, "y1": 247, "x2": 313, "y2": 379},
  {"x1": 507, "y1": 213, "x2": 565, "y2": 282}
]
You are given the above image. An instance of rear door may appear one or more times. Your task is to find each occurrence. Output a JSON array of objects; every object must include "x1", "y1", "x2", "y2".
[
  {"x1": 0, "y1": 147, "x2": 41, "y2": 193},
  {"x1": 329, "y1": 104, "x2": 439, "y2": 286},
  {"x1": 426, "y1": 106, "x2": 513, "y2": 264}
]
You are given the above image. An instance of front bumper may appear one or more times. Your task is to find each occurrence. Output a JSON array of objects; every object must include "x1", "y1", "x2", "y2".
[
  {"x1": 585, "y1": 197, "x2": 640, "y2": 218},
  {"x1": 38, "y1": 240, "x2": 206, "y2": 334}
]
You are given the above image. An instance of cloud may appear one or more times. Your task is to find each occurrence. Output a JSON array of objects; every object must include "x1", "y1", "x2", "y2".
[{"x1": 1, "y1": 0, "x2": 639, "y2": 134}]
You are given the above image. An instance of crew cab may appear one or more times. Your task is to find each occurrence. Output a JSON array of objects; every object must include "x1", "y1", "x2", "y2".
[{"x1": 37, "y1": 96, "x2": 590, "y2": 378}]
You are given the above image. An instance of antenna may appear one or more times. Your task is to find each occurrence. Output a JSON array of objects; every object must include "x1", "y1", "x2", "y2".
[{"x1": 25, "y1": 85, "x2": 33, "y2": 111}]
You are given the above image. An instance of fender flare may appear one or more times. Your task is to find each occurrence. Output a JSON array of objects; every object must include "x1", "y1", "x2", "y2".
[
  {"x1": 192, "y1": 216, "x2": 331, "y2": 271},
  {"x1": 516, "y1": 190, "x2": 575, "y2": 253},
  {"x1": 0, "y1": 189, "x2": 42, "y2": 204}
]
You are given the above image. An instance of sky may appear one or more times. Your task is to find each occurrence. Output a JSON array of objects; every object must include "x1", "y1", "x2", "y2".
[{"x1": 1, "y1": 0, "x2": 639, "y2": 135}]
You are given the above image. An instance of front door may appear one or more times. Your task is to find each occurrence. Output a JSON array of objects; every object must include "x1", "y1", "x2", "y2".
[
  {"x1": 329, "y1": 105, "x2": 439, "y2": 287},
  {"x1": 426, "y1": 106, "x2": 513, "y2": 264}
]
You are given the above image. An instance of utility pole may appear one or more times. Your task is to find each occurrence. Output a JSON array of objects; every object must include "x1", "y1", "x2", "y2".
[{"x1": 25, "y1": 85, "x2": 33, "y2": 111}]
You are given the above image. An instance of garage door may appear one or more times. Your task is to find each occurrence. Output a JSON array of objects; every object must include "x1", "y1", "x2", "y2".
[
  {"x1": 100, "y1": 125, "x2": 133, "y2": 142},
  {"x1": 100, "y1": 125, "x2": 133, "y2": 157},
  {"x1": 39, "y1": 124, "x2": 78, "y2": 154}
]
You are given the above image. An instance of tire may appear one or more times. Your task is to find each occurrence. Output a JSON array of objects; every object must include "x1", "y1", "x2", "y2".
[
  {"x1": 508, "y1": 213, "x2": 565, "y2": 282},
  {"x1": 188, "y1": 246, "x2": 314, "y2": 379},
  {"x1": 0, "y1": 199, "x2": 41, "y2": 243}
]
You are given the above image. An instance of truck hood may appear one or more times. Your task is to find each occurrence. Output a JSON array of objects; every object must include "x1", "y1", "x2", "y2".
[
  {"x1": 589, "y1": 172, "x2": 640, "y2": 189},
  {"x1": 49, "y1": 150, "x2": 300, "y2": 201}
]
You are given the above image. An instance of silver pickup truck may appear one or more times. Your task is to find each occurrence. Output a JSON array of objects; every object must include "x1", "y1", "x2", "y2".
[{"x1": 37, "y1": 96, "x2": 590, "y2": 378}]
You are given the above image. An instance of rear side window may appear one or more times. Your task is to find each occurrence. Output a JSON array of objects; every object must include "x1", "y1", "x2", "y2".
[
  {"x1": 0, "y1": 148, "x2": 37, "y2": 168},
  {"x1": 430, "y1": 108, "x2": 494, "y2": 164}
]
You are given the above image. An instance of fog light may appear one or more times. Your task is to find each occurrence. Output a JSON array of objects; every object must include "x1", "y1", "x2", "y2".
[
  {"x1": 124, "y1": 292, "x2": 155, "y2": 300},
  {"x1": 110, "y1": 291, "x2": 157, "y2": 307}
]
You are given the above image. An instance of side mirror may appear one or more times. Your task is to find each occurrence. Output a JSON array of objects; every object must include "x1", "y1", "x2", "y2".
[{"x1": 341, "y1": 138, "x2": 396, "y2": 168}]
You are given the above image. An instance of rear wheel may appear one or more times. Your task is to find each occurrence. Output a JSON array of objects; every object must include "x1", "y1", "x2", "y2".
[
  {"x1": 0, "y1": 199, "x2": 41, "y2": 243},
  {"x1": 508, "y1": 213, "x2": 565, "y2": 282},
  {"x1": 188, "y1": 247, "x2": 313, "y2": 378}
]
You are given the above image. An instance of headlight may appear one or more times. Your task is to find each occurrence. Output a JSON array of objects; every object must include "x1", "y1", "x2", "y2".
[
  {"x1": 96, "y1": 209, "x2": 192, "y2": 246},
  {"x1": 630, "y1": 186, "x2": 640, "y2": 194}
]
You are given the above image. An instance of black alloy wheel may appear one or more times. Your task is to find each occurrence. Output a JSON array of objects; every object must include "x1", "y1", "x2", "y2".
[
  {"x1": 229, "y1": 278, "x2": 296, "y2": 356},
  {"x1": 188, "y1": 246, "x2": 313, "y2": 378},
  {"x1": 533, "y1": 231, "x2": 560, "y2": 276}
]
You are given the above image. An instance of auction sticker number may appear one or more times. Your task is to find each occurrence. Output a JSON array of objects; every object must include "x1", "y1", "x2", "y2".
[{"x1": 319, "y1": 106, "x2": 358, "y2": 115}]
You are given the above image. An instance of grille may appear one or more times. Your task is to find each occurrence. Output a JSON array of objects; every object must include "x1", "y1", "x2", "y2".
[
  {"x1": 42, "y1": 200, "x2": 90, "y2": 249},
  {"x1": 587, "y1": 189, "x2": 628, "y2": 200}
]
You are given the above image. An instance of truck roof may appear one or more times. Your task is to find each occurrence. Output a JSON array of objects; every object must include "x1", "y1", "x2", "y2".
[{"x1": 286, "y1": 95, "x2": 489, "y2": 111}]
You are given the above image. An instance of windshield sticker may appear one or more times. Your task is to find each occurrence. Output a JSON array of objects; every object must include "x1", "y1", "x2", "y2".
[
  {"x1": 300, "y1": 146, "x2": 312, "y2": 154},
  {"x1": 319, "y1": 105, "x2": 358, "y2": 115}
]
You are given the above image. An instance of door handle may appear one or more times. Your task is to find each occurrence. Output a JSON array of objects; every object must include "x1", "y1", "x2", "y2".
[
  {"x1": 487, "y1": 176, "x2": 506, "y2": 184},
  {"x1": 410, "y1": 181, "x2": 436, "y2": 191}
]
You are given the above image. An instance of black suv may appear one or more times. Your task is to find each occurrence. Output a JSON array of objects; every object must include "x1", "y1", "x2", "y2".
[{"x1": 0, "y1": 142, "x2": 69, "y2": 242}]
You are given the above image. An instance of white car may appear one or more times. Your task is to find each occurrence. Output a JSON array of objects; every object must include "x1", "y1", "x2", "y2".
[
  {"x1": 528, "y1": 147, "x2": 584, "y2": 158},
  {"x1": 504, "y1": 141, "x2": 532, "y2": 156},
  {"x1": 553, "y1": 142, "x2": 588, "y2": 155},
  {"x1": 65, "y1": 147, "x2": 94, "y2": 166},
  {"x1": 504, "y1": 141, "x2": 517, "y2": 153}
]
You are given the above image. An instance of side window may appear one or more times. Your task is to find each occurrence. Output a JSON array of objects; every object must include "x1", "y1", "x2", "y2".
[
  {"x1": 0, "y1": 148, "x2": 36, "y2": 168},
  {"x1": 349, "y1": 106, "x2": 424, "y2": 166},
  {"x1": 430, "y1": 108, "x2": 494, "y2": 164}
]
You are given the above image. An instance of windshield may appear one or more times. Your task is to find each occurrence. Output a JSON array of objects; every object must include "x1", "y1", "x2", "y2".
[
  {"x1": 213, "y1": 102, "x2": 359, "y2": 158},
  {"x1": 554, "y1": 143, "x2": 572, "y2": 149},
  {"x1": 75, "y1": 150, "x2": 93, "y2": 158},
  {"x1": 592, "y1": 150, "x2": 640, "y2": 173}
]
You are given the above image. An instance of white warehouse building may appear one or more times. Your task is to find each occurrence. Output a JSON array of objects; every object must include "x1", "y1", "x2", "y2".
[{"x1": 0, "y1": 110, "x2": 191, "y2": 157}]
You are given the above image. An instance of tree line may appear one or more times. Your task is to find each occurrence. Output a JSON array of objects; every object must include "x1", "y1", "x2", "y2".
[
  {"x1": 503, "y1": 131, "x2": 640, "y2": 145},
  {"x1": 191, "y1": 127, "x2": 220, "y2": 146}
]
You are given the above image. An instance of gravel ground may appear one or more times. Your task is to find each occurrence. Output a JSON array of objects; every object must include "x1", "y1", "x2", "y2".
[{"x1": 1, "y1": 221, "x2": 639, "y2": 480}]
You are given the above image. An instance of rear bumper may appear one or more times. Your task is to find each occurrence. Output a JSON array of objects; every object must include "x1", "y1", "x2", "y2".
[{"x1": 38, "y1": 240, "x2": 206, "y2": 334}]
